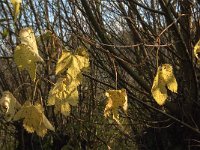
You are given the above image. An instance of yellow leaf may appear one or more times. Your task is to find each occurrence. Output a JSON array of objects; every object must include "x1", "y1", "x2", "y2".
[
  {"x1": 151, "y1": 67, "x2": 167, "y2": 105},
  {"x1": 51, "y1": 47, "x2": 89, "y2": 116},
  {"x1": 151, "y1": 64, "x2": 178, "y2": 106},
  {"x1": 55, "y1": 51, "x2": 72, "y2": 75},
  {"x1": 11, "y1": 0, "x2": 22, "y2": 21},
  {"x1": 161, "y1": 64, "x2": 178, "y2": 93},
  {"x1": 0, "y1": 91, "x2": 21, "y2": 121},
  {"x1": 19, "y1": 28, "x2": 43, "y2": 60},
  {"x1": 104, "y1": 89, "x2": 128, "y2": 123},
  {"x1": 48, "y1": 77, "x2": 79, "y2": 106},
  {"x1": 48, "y1": 76, "x2": 79, "y2": 116},
  {"x1": 54, "y1": 101, "x2": 71, "y2": 117},
  {"x1": 194, "y1": 39, "x2": 200, "y2": 59},
  {"x1": 13, "y1": 101, "x2": 54, "y2": 137},
  {"x1": 67, "y1": 56, "x2": 82, "y2": 78},
  {"x1": 23, "y1": 117, "x2": 35, "y2": 133},
  {"x1": 42, "y1": 114, "x2": 55, "y2": 131},
  {"x1": 56, "y1": 49, "x2": 89, "y2": 77},
  {"x1": 14, "y1": 28, "x2": 43, "y2": 81},
  {"x1": 14, "y1": 44, "x2": 43, "y2": 81},
  {"x1": 63, "y1": 88, "x2": 79, "y2": 106},
  {"x1": 112, "y1": 109, "x2": 120, "y2": 124},
  {"x1": 75, "y1": 47, "x2": 90, "y2": 72},
  {"x1": 36, "y1": 123, "x2": 47, "y2": 137},
  {"x1": 60, "y1": 102, "x2": 71, "y2": 116},
  {"x1": 13, "y1": 101, "x2": 31, "y2": 120}
]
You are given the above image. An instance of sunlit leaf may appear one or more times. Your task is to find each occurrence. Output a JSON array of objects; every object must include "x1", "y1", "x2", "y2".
[
  {"x1": 63, "y1": 88, "x2": 79, "y2": 106},
  {"x1": 161, "y1": 64, "x2": 178, "y2": 93},
  {"x1": 13, "y1": 101, "x2": 31, "y2": 120},
  {"x1": 194, "y1": 39, "x2": 200, "y2": 59},
  {"x1": 13, "y1": 101, "x2": 55, "y2": 137},
  {"x1": 19, "y1": 27, "x2": 42, "y2": 58},
  {"x1": 51, "y1": 47, "x2": 90, "y2": 116},
  {"x1": 47, "y1": 75, "x2": 80, "y2": 117},
  {"x1": 104, "y1": 89, "x2": 128, "y2": 123},
  {"x1": 11, "y1": 0, "x2": 22, "y2": 21},
  {"x1": 54, "y1": 101, "x2": 71, "y2": 117},
  {"x1": 14, "y1": 44, "x2": 42, "y2": 81},
  {"x1": 55, "y1": 51, "x2": 72, "y2": 75},
  {"x1": 151, "y1": 64, "x2": 178, "y2": 106},
  {"x1": 74, "y1": 47, "x2": 90, "y2": 73},
  {"x1": 47, "y1": 77, "x2": 79, "y2": 106},
  {"x1": 151, "y1": 67, "x2": 168, "y2": 106},
  {"x1": 56, "y1": 48, "x2": 89, "y2": 77},
  {"x1": 14, "y1": 28, "x2": 43, "y2": 81},
  {"x1": 0, "y1": 91, "x2": 21, "y2": 121}
]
